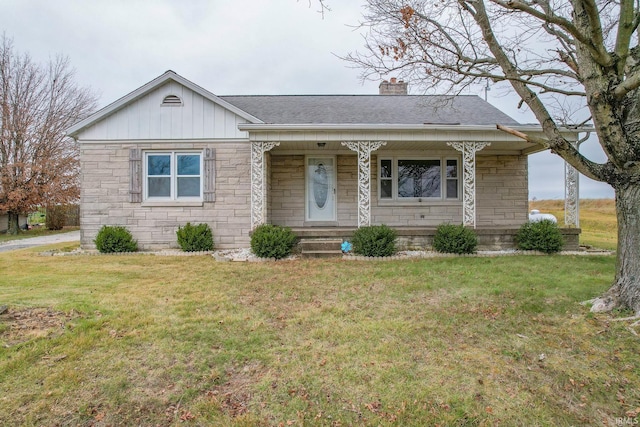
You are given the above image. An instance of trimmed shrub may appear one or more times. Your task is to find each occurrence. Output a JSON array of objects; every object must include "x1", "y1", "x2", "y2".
[
  {"x1": 45, "y1": 204, "x2": 79, "y2": 229},
  {"x1": 45, "y1": 205, "x2": 66, "y2": 230},
  {"x1": 516, "y1": 220, "x2": 564, "y2": 254},
  {"x1": 250, "y1": 224, "x2": 297, "y2": 259},
  {"x1": 433, "y1": 223, "x2": 478, "y2": 254},
  {"x1": 94, "y1": 225, "x2": 138, "y2": 253},
  {"x1": 351, "y1": 224, "x2": 397, "y2": 257},
  {"x1": 177, "y1": 222, "x2": 214, "y2": 252}
]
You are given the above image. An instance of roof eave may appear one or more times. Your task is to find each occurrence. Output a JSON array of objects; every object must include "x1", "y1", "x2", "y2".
[
  {"x1": 237, "y1": 122, "x2": 589, "y2": 138},
  {"x1": 238, "y1": 123, "x2": 513, "y2": 132}
]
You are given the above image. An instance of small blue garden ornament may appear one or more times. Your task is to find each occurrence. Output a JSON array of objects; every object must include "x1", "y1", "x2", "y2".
[{"x1": 341, "y1": 240, "x2": 352, "y2": 253}]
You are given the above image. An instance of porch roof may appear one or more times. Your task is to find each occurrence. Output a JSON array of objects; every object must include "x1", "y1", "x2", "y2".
[
  {"x1": 238, "y1": 124, "x2": 588, "y2": 155},
  {"x1": 226, "y1": 95, "x2": 586, "y2": 155}
]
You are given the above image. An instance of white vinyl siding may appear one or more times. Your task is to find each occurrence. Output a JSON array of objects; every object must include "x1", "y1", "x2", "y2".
[{"x1": 78, "y1": 81, "x2": 249, "y2": 140}]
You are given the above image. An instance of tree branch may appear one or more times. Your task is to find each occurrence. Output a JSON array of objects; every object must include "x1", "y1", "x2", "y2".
[
  {"x1": 496, "y1": 124, "x2": 547, "y2": 144},
  {"x1": 615, "y1": 0, "x2": 636, "y2": 76},
  {"x1": 613, "y1": 70, "x2": 640, "y2": 99},
  {"x1": 491, "y1": 0, "x2": 613, "y2": 66},
  {"x1": 497, "y1": 124, "x2": 607, "y2": 181}
]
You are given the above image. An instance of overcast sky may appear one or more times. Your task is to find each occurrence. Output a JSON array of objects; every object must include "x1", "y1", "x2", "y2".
[{"x1": 3, "y1": 0, "x2": 614, "y2": 200}]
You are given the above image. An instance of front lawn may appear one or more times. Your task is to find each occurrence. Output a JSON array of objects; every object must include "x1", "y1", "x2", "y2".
[{"x1": 0, "y1": 249, "x2": 637, "y2": 426}]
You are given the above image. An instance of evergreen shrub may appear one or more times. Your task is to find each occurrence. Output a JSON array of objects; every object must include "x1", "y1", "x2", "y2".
[
  {"x1": 94, "y1": 225, "x2": 138, "y2": 253},
  {"x1": 351, "y1": 224, "x2": 397, "y2": 257},
  {"x1": 250, "y1": 224, "x2": 297, "y2": 259},
  {"x1": 177, "y1": 222, "x2": 214, "y2": 252},
  {"x1": 516, "y1": 220, "x2": 564, "y2": 254},
  {"x1": 433, "y1": 223, "x2": 478, "y2": 254}
]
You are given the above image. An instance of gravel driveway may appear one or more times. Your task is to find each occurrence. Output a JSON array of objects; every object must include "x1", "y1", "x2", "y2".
[{"x1": 0, "y1": 230, "x2": 80, "y2": 253}]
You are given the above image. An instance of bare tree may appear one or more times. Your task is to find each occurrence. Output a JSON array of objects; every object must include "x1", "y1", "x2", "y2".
[
  {"x1": 0, "y1": 35, "x2": 96, "y2": 234},
  {"x1": 346, "y1": 0, "x2": 640, "y2": 314},
  {"x1": 304, "y1": 0, "x2": 331, "y2": 16}
]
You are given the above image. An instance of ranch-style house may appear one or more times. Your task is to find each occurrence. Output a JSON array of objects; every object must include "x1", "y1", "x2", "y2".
[{"x1": 67, "y1": 71, "x2": 582, "y2": 253}]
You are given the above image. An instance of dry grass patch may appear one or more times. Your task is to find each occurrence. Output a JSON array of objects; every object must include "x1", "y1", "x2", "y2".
[
  {"x1": 0, "y1": 306, "x2": 80, "y2": 347},
  {"x1": 0, "y1": 250, "x2": 637, "y2": 426}
]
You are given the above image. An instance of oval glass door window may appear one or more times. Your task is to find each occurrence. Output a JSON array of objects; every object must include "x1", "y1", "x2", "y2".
[{"x1": 313, "y1": 163, "x2": 328, "y2": 209}]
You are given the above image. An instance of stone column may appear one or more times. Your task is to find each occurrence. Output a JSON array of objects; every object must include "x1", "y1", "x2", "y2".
[
  {"x1": 250, "y1": 141, "x2": 279, "y2": 229},
  {"x1": 447, "y1": 141, "x2": 491, "y2": 228},
  {"x1": 341, "y1": 141, "x2": 387, "y2": 227}
]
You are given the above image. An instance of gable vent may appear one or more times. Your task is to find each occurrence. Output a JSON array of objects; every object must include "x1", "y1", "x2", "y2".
[{"x1": 161, "y1": 94, "x2": 183, "y2": 106}]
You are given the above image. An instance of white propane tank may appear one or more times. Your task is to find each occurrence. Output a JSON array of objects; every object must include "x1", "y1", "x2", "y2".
[{"x1": 528, "y1": 209, "x2": 558, "y2": 223}]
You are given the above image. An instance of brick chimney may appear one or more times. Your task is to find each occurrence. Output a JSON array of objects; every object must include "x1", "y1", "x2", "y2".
[{"x1": 379, "y1": 77, "x2": 408, "y2": 95}]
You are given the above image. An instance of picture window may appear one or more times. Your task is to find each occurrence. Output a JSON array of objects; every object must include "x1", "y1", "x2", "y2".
[{"x1": 379, "y1": 157, "x2": 459, "y2": 201}]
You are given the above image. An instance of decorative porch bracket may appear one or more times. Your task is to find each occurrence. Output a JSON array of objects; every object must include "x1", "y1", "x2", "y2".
[
  {"x1": 341, "y1": 141, "x2": 387, "y2": 227},
  {"x1": 564, "y1": 141, "x2": 580, "y2": 227},
  {"x1": 447, "y1": 141, "x2": 491, "y2": 228},
  {"x1": 251, "y1": 141, "x2": 280, "y2": 229}
]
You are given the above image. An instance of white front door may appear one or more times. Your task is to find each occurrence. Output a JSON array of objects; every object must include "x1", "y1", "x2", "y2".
[{"x1": 306, "y1": 156, "x2": 336, "y2": 222}]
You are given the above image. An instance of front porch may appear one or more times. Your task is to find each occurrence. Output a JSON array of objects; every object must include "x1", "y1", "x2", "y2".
[
  {"x1": 292, "y1": 226, "x2": 581, "y2": 252},
  {"x1": 246, "y1": 128, "x2": 584, "y2": 253}
]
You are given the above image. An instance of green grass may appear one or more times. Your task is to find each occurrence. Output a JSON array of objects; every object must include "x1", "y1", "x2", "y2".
[{"x1": 1, "y1": 246, "x2": 637, "y2": 426}]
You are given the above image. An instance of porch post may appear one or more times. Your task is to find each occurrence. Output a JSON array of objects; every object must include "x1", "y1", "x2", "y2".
[
  {"x1": 447, "y1": 141, "x2": 490, "y2": 228},
  {"x1": 564, "y1": 141, "x2": 580, "y2": 227},
  {"x1": 250, "y1": 141, "x2": 279, "y2": 229},
  {"x1": 341, "y1": 141, "x2": 387, "y2": 227}
]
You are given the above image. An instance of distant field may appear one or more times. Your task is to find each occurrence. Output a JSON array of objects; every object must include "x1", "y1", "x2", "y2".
[{"x1": 530, "y1": 199, "x2": 617, "y2": 251}]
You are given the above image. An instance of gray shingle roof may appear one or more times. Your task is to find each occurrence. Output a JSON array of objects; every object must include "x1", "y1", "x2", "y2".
[{"x1": 220, "y1": 95, "x2": 520, "y2": 126}]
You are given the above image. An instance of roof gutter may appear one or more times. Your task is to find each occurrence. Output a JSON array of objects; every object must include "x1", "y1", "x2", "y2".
[
  {"x1": 237, "y1": 123, "x2": 588, "y2": 134},
  {"x1": 237, "y1": 123, "x2": 519, "y2": 132}
]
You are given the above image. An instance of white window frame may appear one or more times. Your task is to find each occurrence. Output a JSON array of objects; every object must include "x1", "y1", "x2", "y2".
[
  {"x1": 143, "y1": 151, "x2": 203, "y2": 201},
  {"x1": 378, "y1": 156, "x2": 460, "y2": 201}
]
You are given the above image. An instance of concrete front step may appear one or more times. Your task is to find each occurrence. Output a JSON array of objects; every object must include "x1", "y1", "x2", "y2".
[
  {"x1": 300, "y1": 239, "x2": 343, "y2": 258},
  {"x1": 301, "y1": 250, "x2": 344, "y2": 259}
]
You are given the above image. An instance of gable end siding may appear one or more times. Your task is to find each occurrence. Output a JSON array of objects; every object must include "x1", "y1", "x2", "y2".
[{"x1": 78, "y1": 81, "x2": 250, "y2": 141}]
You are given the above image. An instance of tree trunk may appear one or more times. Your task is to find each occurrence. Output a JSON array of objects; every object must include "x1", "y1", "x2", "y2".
[
  {"x1": 592, "y1": 183, "x2": 640, "y2": 315},
  {"x1": 612, "y1": 184, "x2": 640, "y2": 314},
  {"x1": 6, "y1": 212, "x2": 21, "y2": 235}
]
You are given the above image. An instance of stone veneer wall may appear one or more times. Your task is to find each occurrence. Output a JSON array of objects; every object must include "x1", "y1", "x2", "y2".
[
  {"x1": 269, "y1": 155, "x2": 304, "y2": 227},
  {"x1": 475, "y1": 155, "x2": 529, "y2": 226},
  {"x1": 269, "y1": 154, "x2": 358, "y2": 227},
  {"x1": 393, "y1": 227, "x2": 580, "y2": 251},
  {"x1": 270, "y1": 153, "x2": 529, "y2": 228},
  {"x1": 81, "y1": 147, "x2": 532, "y2": 250},
  {"x1": 79, "y1": 142, "x2": 252, "y2": 250}
]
